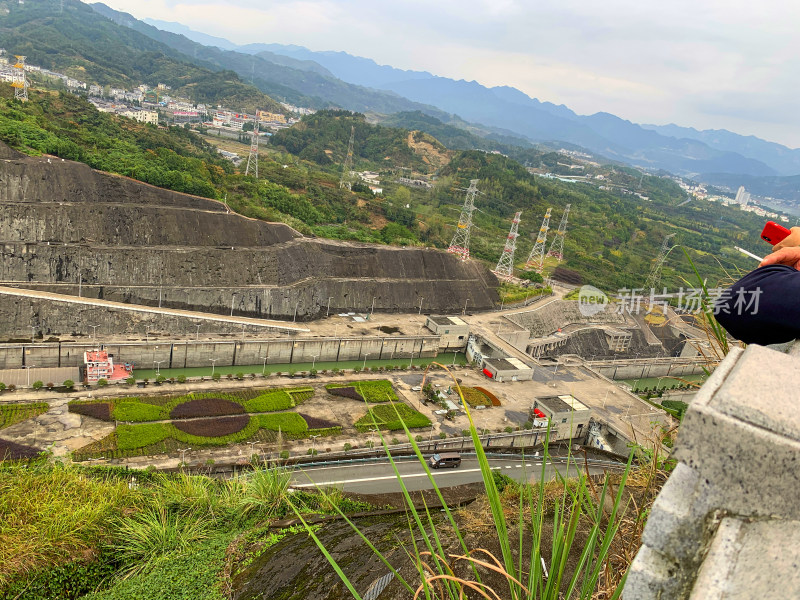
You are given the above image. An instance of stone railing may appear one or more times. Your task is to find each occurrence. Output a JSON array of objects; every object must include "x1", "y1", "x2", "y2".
[{"x1": 624, "y1": 342, "x2": 800, "y2": 598}]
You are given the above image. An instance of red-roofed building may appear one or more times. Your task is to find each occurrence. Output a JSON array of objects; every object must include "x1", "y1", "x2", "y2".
[{"x1": 83, "y1": 349, "x2": 133, "y2": 383}]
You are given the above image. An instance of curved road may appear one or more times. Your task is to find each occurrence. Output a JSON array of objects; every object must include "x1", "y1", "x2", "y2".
[{"x1": 290, "y1": 455, "x2": 621, "y2": 494}]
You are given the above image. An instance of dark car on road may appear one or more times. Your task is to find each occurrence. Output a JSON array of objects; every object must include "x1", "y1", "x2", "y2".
[{"x1": 429, "y1": 452, "x2": 462, "y2": 469}]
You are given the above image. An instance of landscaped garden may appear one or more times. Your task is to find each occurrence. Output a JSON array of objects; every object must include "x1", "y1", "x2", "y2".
[
  {"x1": 459, "y1": 387, "x2": 493, "y2": 407},
  {"x1": 68, "y1": 388, "x2": 313, "y2": 423},
  {"x1": 69, "y1": 387, "x2": 334, "y2": 461},
  {"x1": 0, "y1": 403, "x2": 49, "y2": 430}
]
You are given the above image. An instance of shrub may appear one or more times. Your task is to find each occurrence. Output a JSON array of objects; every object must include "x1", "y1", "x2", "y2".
[
  {"x1": 32, "y1": 380, "x2": 43, "y2": 390},
  {"x1": 63, "y1": 379, "x2": 75, "y2": 390},
  {"x1": 504, "y1": 426, "x2": 513, "y2": 433},
  {"x1": 460, "y1": 387, "x2": 492, "y2": 407},
  {"x1": 343, "y1": 443, "x2": 352, "y2": 452},
  {"x1": 46, "y1": 382, "x2": 54, "y2": 390},
  {"x1": 242, "y1": 390, "x2": 294, "y2": 412},
  {"x1": 172, "y1": 415, "x2": 250, "y2": 437},
  {"x1": 258, "y1": 413, "x2": 308, "y2": 437},
  {"x1": 68, "y1": 401, "x2": 112, "y2": 421},
  {"x1": 280, "y1": 450, "x2": 290, "y2": 459},
  {"x1": 177, "y1": 375, "x2": 187, "y2": 383},
  {"x1": 438, "y1": 432, "x2": 447, "y2": 439},
  {"x1": 212, "y1": 372, "x2": 221, "y2": 381},
  {"x1": 309, "y1": 369, "x2": 318, "y2": 377},
  {"x1": 307, "y1": 448, "x2": 318, "y2": 456},
  {"x1": 355, "y1": 403, "x2": 431, "y2": 432},
  {"x1": 113, "y1": 402, "x2": 165, "y2": 422},
  {"x1": 96, "y1": 378, "x2": 108, "y2": 387},
  {"x1": 236, "y1": 372, "x2": 244, "y2": 380},
  {"x1": 116, "y1": 423, "x2": 170, "y2": 450},
  {"x1": 326, "y1": 386, "x2": 363, "y2": 401},
  {"x1": 391, "y1": 438, "x2": 400, "y2": 445},
  {"x1": 0, "y1": 383, "x2": 5, "y2": 392},
  {"x1": 156, "y1": 375, "x2": 167, "y2": 384},
  {"x1": 126, "y1": 377, "x2": 135, "y2": 385},
  {"x1": 415, "y1": 435, "x2": 423, "y2": 442},
  {"x1": 8, "y1": 384, "x2": 16, "y2": 392}
]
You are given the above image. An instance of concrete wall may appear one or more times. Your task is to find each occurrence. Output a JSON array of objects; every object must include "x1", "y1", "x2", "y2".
[
  {"x1": 593, "y1": 359, "x2": 706, "y2": 380},
  {"x1": 624, "y1": 343, "x2": 800, "y2": 599},
  {"x1": 0, "y1": 336, "x2": 441, "y2": 370}
]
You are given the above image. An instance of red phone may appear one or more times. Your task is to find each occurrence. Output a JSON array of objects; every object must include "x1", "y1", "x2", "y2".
[{"x1": 761, "y1": 221, "x2": 791, "y2": 245}]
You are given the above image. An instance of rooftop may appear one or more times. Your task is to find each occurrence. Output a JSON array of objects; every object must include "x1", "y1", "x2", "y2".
[
  {"x1": 429, "y1": 315, "x2": 468, "y2": 327},
  {"x1": 536, "y1": 394, "x2": 589, "y2": 413}
]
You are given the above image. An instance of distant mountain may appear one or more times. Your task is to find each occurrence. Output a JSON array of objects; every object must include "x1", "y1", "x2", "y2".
[
  {"x1": 642, "y1": 123, "x2": 800, "y2": 176},
  {"x1": 83, "y1": 14, "x2": 798, "y2": 179},
  {"x1": 143, "y1": 18, "x2": 238, "y2": 51},
  {"x1": 94, "y1": 5, "x2": 446, "y2": 116},
  {"x1": 0, "y1": 0, "x2": 282, "y2": 113}
]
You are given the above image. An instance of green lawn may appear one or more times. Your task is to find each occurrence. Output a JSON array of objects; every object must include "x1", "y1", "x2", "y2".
[{"x1": 131, "y1": 352, "x2": 466, "y2": 380}]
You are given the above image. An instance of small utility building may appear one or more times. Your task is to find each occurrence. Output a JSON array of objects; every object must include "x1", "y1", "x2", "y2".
[
  {"x1": 532, "y1": 395, "x2": 591, "y2": 441},
  {"x1": 425, "y1": 315, "x2": 470, "y2": 350},
  {"x1": 482, "y1": 357, "x2": 534, "y2": 382}
]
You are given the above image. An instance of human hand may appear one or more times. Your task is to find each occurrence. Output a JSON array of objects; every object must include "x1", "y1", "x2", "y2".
[
  {"x1": 760, "y1": 247, "x2": 800, "y2": 270},
  {"x1": 773, "y1": 226, "x2": 800, "y2": 250}
]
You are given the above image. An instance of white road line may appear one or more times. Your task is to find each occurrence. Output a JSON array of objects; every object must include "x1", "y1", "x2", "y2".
[{"x1": 291, "y1": 466, "x2": 503, "y2": 488}]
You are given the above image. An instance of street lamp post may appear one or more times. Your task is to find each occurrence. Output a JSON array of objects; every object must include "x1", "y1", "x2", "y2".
[
  {"x1": 179, "y1": 447, "x2": 191, "y2": 466},
  {"x1": 326, "y1": 296, "x2": 333, "y2": 318},
  {"x1": 24, "y1": 364, "x2": 35, "y2": 387},
  {"x1": 195, "y1": 324, "x2": 201, "y2": 341},
  {"x1": 153, "y1": 360, "x2": 164, "y2": 375},
  {"x1": 231, "y1": 294, "x2": 235, "y2": 317},
  {"x1": 261, "y1": 355, "x2": 269, "y2": 375},
  {"x1": 293, "y1": 301, "x2": 299, "y2": 323},
  {"x1": 462, "y1": 298, "x2": 470, "y2": 315},
  {"x1": 210, "y1": 358, "x2": 218, "y2": 377},
  {"x1": 311, "y1": 354, "x2": 318, "y2": 371},
  {"x1": 310, "y1": 434, "x2": 320, "y2": 455},
  {"x1": 418, "y1": 298, "x2": 424, "y2": 315},
  {"x1": 362, "y1": 353, "x2": 370, "y2": 370},
  {"x1": 370, "y1": 296, "x2": 376, "y2": 316},
  {"x1": 29, "y1": 325, "x2": 36, "y2": 341},
  {"x1": 89, "y1": 324, "x2": 99, "y2": 345}
]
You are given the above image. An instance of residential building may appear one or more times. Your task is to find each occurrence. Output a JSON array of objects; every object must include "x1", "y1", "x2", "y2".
[{"x1": 532, "y1": 394, "x2": 591, "y2": 441}]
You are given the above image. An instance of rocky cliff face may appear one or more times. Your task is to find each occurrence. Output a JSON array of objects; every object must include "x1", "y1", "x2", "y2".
[{"x1": 0, "y1": 144, "x2": 498, "y2": 332}]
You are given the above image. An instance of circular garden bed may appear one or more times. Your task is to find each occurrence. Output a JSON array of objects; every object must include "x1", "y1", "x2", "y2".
[
  {"x1": 170, "y1": 398, "x2": 245, "y2": 419},
  {"x1": 172, "y1": 415, "x2": 251, "y2": 437}
]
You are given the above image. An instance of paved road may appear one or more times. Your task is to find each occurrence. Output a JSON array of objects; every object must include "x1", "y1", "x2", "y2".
[{"x1": 290, "y1": 455, "x2": 619, "y2": 494}]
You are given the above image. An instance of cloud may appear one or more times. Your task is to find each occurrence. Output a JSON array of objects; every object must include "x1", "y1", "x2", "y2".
[{"x1": 98, "y1": 0, "x2": 800, "y2": 148}]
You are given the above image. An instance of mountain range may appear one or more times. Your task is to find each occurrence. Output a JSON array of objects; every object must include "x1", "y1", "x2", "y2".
[
  {"x1": 4, "y1": 0, "x2": 799, "y2": 185},
  {"x1": 143, "y1": 16, "x2": 800, "y2": 181}
]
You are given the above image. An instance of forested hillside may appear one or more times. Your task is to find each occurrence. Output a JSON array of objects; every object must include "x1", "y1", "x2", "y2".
[
  {"x1": 0, "y1": 0, "x2": 282, "y2": 113},
  {"x1": 0, "y1": 86, "x2": 761, "y2": 293}
]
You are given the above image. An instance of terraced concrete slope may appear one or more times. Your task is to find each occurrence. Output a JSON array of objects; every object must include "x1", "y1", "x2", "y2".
[{"x1": 0, "y1": 144, "x2": 498, "y2": 335}]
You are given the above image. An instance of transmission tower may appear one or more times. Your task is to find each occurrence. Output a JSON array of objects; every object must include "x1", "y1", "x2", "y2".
[
  {"x1": 547, "y1": 204, "x2": 571, "y2": 261},
  {"x1": 525, "y1": 207, "x2": 552, "y2": 272},
  {"x1": 11, "y1": 55, "x2": 28, "y2": 102},
  {"x1": 644, "y1": 233, "x2": 677, "y2": 292},
  {"x1": 492, "y1": 211, "x2": 522, "y2": 281},
  {"x1": 447, "y1": 179, "x2": 479, "y2": 261},
  {"x1": 244, "y1": 115, "x2": 259, "y2": 178},
  {"x1": 339, "y1": 125, "x2": 355, "y2": 190}
]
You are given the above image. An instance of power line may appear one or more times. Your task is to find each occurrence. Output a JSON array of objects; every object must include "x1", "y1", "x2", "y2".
[
  {"x1": 447, "y1": 179, "x2": 479, "y2": 261},
  {"x1": 339, "y1": 125, "x2": 355, "y2": 190},
  {"x1": 546, "y1": 204, "x2": 571, "y2": 261},
  {"x1": 492, "y1": 211, "x2": 522, "y2": 281},
  {"x1": 244, "y1": 115, "x2": 259, "y2": 178},
  {"x1": 525, "y1": 207, "x2": 552, "y2": 272}
]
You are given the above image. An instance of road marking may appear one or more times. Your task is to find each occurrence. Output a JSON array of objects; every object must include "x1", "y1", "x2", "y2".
[{"x1": 291, "y1": 466, "x2": 503, "y2": 488}]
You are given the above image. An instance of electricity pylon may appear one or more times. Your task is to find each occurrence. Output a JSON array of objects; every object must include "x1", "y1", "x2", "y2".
[
  {"x1": 447, "y1": 179, "x2": 479, "y2": 261},
  {"x1": 339, "y1": 125, "x2": 355, "y2": 190},
  {"x1": 547, "y1": 204, "x2": 571, "y2": 261},
  {"x1": 12, "y1": 55, "x2": 28, "y2": 102},
  {"x1": 644, "y1": 233, "x2": 677, "y2": 292},
  {"x1": 493, "y1": 211, "x2": 522, "y2": 281},
  {"x1": 525, "y1": 207, "x2": 552, "y2": 272},
  {"x1": 244, "y1": 116, "x2": 259, "y2": 178}
]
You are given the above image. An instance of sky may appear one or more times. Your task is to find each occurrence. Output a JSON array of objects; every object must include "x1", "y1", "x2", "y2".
[{"x1": 98, "y1": 0, "x2": 800, "y2": 148}]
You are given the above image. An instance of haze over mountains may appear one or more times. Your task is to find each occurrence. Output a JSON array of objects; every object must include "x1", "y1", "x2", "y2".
[{"x1": 139, "y1": 15, "x2": 800, "y2": 181}]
